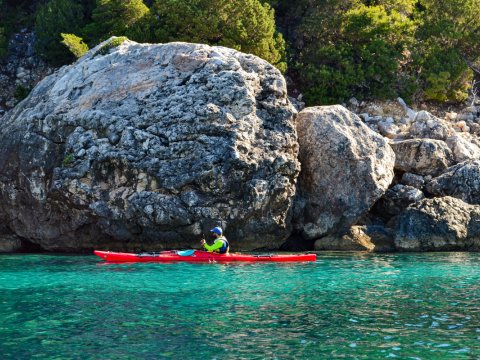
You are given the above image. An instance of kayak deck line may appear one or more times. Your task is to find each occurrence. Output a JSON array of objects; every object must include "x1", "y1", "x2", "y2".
[{"x1": 94, "y1": 250, "x2": 317, "y2": 263}]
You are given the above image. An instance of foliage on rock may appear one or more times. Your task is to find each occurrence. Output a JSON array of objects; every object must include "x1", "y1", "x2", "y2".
[{"x1": 61, "y1": 33, "x2": 89, "y2": 58}]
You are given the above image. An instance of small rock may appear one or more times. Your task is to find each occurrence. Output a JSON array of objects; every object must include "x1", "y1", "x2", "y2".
[
  {"x1": 401, "y1": 172, "x2": 425, "y2": 189},
  {"x1": 378, "y1": 120, "x2": 399, "y2": 138},
  {"x1": 349, "y1": 97, "x2": 359, "y2": 107},
  {"x1": 445, "y1": 112, "x2": 457, "y2": 121},
  {"x1": 359, "y1": 113, "x2": 370, "y2": 122}
]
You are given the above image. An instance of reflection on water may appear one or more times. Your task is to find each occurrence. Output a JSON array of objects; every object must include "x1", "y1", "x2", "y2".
[{"x1": 0, "y1": 252, "x2": 479, "y2": 359}]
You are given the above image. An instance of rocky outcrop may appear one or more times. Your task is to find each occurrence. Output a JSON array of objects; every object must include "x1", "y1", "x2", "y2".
[
  {"x1": 0, "y1": 38, "x2": 300, "y2": 251},
  {"x1": 374, "y1": 184, "x2": 424, "y2": 217},
  {"x1": 445, "y1": 134, "x2": 480, "y2": 163},
  {"x1": 426, "y1": 160, "x2": 480, "y2": 204},
  {"x1": 0, "y1": 234, "x2": 23, "y2": 253},
  {"x1": 395, "y1": 197, "x2": 480, "y2": 251},
  {"x1": 295, "y1": 105, "x2": 395, "y2": 240},
  {"x1": 0, "y1": 30, "x2": 53, "y2": 115},
  {"x1": 314, "y1": 226, "x2": 375, "y2": 251},
  {"x1": 314, "y1": 225, "x2": 395, "y2": 252},
  {"x1": 390, "y1": 139, "x2": 454, "y2": 176}
]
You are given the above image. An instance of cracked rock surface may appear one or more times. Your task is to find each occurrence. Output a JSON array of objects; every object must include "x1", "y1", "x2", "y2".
[
  {"x1": 0, "y1": 38, "x2": 299, "y2": 251},
  {"x1": 295, "y1": 105, "x2": 395, "y2": 240}
]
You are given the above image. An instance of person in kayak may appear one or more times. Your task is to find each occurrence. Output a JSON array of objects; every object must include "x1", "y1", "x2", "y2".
[{"x1": 200, "y1": 227, "x2": 229, "y2": 254}]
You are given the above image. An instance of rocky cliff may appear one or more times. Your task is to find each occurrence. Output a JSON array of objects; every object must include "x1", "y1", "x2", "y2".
[{"x1": 2, "y1": 37, "x2": 480, "y2": 253}]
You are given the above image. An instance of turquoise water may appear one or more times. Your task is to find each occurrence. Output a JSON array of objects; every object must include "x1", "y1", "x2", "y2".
[{"x1": 1, "y1": 253, "x2": 479, "y2": 359}]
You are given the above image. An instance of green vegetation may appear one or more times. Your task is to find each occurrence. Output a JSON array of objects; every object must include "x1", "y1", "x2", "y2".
[
  {"x1": 61, "y1": 33, "x2": 89, "y2": 58},
  {"x1": 2, "y1": 0, "x2": 480, "y2": 105},
  {"x1": 0, "y1": 27, "x2": 6, "y2": 58},
  {"x1": 93, "y1": 36, "x2": 127, "y2": 57},
  {"x1": 82, "y1": 0, "x2": 149, "y2": 46},
  {"x1": 149, "y1": 0, "x2": 286, "y2": 71},
  {"x1": 13, "y1": 85, "x2": 31, "y2": 103},
  {"x1": 62, "y1": 153, "x2": 74, "y2": 166},
  {"x1": 35, "y1": 0, "x2": 85, "y2": 65}
]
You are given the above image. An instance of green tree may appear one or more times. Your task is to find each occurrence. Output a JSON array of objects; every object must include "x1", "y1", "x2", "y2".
[
  {"x1": 0, "y1": 0, "x2": 7, "y2": 57},
  {"x1": 82, "y1": 0, "x2": 149, "y2": 46},
  {"x1": 291, "y1": 2, "x2": 414, "y2": 104},
  {"x1": 35, "y1": 0, "x2": 85, "y2": 65},
  {"x1": 61, "y1": 33, "x2": 89, "y2": 58},
  {"x1": 150, "y1": 0, "x2": 286, "y2": 71},
  {"x1": 415, "y1": 0, "x2": 480, "y2": 102}
]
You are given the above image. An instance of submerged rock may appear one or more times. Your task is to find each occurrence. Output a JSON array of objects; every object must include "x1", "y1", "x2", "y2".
[
  {"x1": 314, "y1": 226, "x2": 375, "y2": 251},
  {"x1": 0, "y1": 38, "x2": 299, "y2": 251},
  {"x1": 395, "y1": 197, "x2": 480, "y2": 251},
  {"x1": 314, "y1": 225, "x2": 395, "y2": 252},
  {"x1": 296, "y1": 105, "x2": 395, "y2": 240}
]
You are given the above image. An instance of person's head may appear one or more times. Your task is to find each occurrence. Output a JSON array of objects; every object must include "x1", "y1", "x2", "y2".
[{"x1": 210, "y1": 227, "x2": 222, "y2": 238}]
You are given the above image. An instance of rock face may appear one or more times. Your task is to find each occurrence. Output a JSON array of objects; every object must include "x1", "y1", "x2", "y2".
[
  {"x1": 0, "y1": 30, "x2": 53, "y2": 114},
  {"x1": 0, "y1": 38, "x2": 300, "y2": 251},
  {"x1": 390, "y1": 139, "x2": 454, "y2": 176},
  {"x1": 314, "y1": 226, "x2": 375, "y2": 251},
  {"x1": 426, "y1": 160, "x2": 480, "y2": 205},
  {"x1": 395, "y1": 197, "x2": 480, "y2": 251},
  {"x1": 296, "y1": 105, "x2": 395, "y2": 240},
  {"x1": 374, "y1": 184, "x2": 424, "y2": 217}
]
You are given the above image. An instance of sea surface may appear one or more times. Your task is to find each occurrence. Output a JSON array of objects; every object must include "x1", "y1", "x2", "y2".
[{"x1": 0, "y1": 252, "x2": 479, "y2": 359}]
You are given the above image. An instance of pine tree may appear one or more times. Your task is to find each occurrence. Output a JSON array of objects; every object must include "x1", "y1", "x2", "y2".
[
  {"x1": 82, "y1": 0, "x2": 149, "y2": 46},
  {"x1": 150, "y1": 0, "x2": 286, "y2": 71},
  {"x1": 35, "y1": 0, "x2": 85, "y2": 65}
]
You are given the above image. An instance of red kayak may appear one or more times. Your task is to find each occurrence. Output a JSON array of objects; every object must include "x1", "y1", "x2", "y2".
[{"x1": 94, "y1": 250, "x2": 316, "y2": 263}]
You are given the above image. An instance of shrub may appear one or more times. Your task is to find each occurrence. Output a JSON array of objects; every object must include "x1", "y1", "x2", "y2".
[
  {"x1": 35, "y1": 0, "x2": 85, "y2": 65},
  {"x1": 82, "y1": 0, "x2": 149, "y2": 46},
  {"x1": 13, "y1": 84, "x2": 31, "y2": 103},
  {"x1": 150, "y1": 0, "x2": 286, "y2": 72},
  {"x1": 0, "y1": 27, "x2": 6, "y2": 57},
  {"x1": 61, "y1": 33, "x2": 89, "y2": 58},
  {"x1": 414, "y1": 0, "x2": 480, "y2": 103},
  {"x1": 297, "y1": 3, "x2": 414, "y2": 105},
  {"x1": 93, "y1": 36, "x2": 128, "y2": 56}
]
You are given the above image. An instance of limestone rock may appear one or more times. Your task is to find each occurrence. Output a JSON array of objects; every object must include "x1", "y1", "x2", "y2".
[
  {"x1": 390, "y1": 139, "x2": 454, "y2": 176},
  {"x1": 314, "y1": 226, "x2": 375, "y2": 251},
  {"x1": 296, "y1": 105, "x2": 395, "y2": 240},
  {"x1": 375, "y1": 184, "x2": 424, "y2": 217},
  {"x1": 401, "y1": 172, "x2": 425, "y2": 189},
  {"x1": 408, "y1": 111, "x2": 455, "y2": 140},
  {"x1": 426, "y1": 160, "x2": 480, "y2": 205},
  {"x1": 395, "y1": 197, "x2": 480, "y2": 251},
  {"x1": 0, "y1": 234, "x2": 23, "y2": 253},
  {"x1": 446, "y1": 134, "x2": 480, "y2": 163},
  {"x1": 314, "y1": 225, "x2": 395, "y2": 252},
  {"x1": 0, "y1": 38, "x2": 299, "y2": 251}
]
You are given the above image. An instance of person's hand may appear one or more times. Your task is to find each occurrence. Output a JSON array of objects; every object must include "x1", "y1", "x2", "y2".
[{"x1": 200, "y1": 239, "x2": 206, "y2": 246}]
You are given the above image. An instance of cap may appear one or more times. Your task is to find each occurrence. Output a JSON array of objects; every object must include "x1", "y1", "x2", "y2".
[{"x1": 210, "y1": 227, "x2": 223, "y2": 235}]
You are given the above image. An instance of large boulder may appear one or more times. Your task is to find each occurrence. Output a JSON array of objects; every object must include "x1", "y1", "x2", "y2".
[
  {"x1": 395, "y1": 197, "x2": 480, "y2": 251},
  {"x1": 296, "y1": 105, "x2": 395, "y2": 240},
  {"x1": 426, "y1": 160, "x2": 480, "y2": 205},
  {"x1": 0, "y1": 38, "x2": 300, "y2": 251},
  {"x1": 390, "y1": 139, "x2": 454, "y2": 176}
]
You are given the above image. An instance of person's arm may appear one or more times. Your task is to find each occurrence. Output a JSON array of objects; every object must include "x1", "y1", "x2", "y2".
[{"x1": 203, "y1": 239, "x2": 224, "y2": 252}]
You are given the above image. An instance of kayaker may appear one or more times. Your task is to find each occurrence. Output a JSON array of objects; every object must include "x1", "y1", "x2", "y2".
[{"x1": 200, "y1": 227, "x2": 229, "y2": 254}]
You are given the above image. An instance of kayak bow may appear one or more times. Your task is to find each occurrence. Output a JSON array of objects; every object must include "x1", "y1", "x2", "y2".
[{"x1": 94, "y1": 250, "x2": 316, "y2": 263}]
